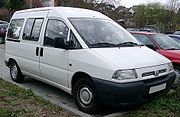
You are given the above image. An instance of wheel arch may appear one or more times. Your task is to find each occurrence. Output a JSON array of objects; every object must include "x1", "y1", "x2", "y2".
[
  {"x1": 71, "y1": 71, "x2": 94, "y2": 93},
  {"x1": 6, "y1": 58, "x2": 16, "y2": 67},
  {"x1": 172, "y1": 62, "x2": 180, "y2": 69}
]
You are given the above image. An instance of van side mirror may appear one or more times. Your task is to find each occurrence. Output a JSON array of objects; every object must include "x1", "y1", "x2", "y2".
[
  {"x1": 146, "y1": 44, "x2": 157, "y2": 51},
  {"x1": 54, "y1": 37, "x2": 69, "y2": 49}
]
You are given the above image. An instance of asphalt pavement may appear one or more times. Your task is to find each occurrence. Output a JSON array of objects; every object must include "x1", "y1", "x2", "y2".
[{"x1": 0, "y1": 44, "x2": 124, "y2": 117}]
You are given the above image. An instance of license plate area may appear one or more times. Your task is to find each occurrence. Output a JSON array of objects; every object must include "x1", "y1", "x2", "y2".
[{"x1": 149, "y1": 83, "x2": 166, "y2": 94}]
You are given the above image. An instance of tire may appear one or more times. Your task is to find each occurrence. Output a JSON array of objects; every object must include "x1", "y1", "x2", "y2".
[
  {"x1": 174, "y1": 66, "x2": 180, "y2": 78},
  {"x1": 173, "y1": 66, "x2": 180, "y2": 86},
  {"x1": 73, "y1": 78, "x2": 100, "y2": 113},
  {"x1": 10, "y1": 61, "x2": 24, "y2": 83},
  {"x1": 174, "y1": 68, "x2": 180, "y2": 74}
]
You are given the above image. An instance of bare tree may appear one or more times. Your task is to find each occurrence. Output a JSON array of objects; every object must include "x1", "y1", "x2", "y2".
[
  {"x1": 166, "y1": 0, "x2": 180, "y2": 12},
  {"x1": 95, "y1": 0, "x2": 121, "y2": 7}
]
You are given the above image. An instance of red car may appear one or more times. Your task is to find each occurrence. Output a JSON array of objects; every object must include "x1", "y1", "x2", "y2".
[{"x1": 131, "y1": 32, "x2": 180, "y2": 75}]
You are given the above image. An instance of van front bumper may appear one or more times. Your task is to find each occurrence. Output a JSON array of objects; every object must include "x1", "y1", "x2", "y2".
[{"x1": 92, "y1": 72, "x2": 175, "y2": 106}]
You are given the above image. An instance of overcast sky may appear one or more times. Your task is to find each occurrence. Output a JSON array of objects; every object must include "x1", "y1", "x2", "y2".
[{"x1": 121, "y1": 0, "x2": 169, "y2": 8}]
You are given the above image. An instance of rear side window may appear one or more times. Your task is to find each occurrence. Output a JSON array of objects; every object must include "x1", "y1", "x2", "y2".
[
  {"x1": 7, "y1": 19, "x2": 24, "y2": 39},
  {"x1": 31, "y1": 19, "x2": 43, "y2": 41},
  {"x1": 23, "y1": 18, "x2": 43, "y2": 41},
  {"x1": 22, "y1": 19, "x2": 34, "y2": 40}
]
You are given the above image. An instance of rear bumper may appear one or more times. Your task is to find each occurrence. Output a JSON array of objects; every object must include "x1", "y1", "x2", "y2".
[{"x1": 92, "y1": 72, "x2": 176, "y2": 106}]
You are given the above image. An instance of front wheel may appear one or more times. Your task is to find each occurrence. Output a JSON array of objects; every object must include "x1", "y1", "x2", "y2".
[
  {"x1": 174, "y1": 66, "x2": 180, "y2": 80},
  {"x1": 172, "y1": 66, "x2": 180, "y2": 88},
  {"x1": 10, "y1": 61, "x2": 24, "y2": 83},
  {"x1": 73, "y1": 78, "x2": 100, "y2": 113}
]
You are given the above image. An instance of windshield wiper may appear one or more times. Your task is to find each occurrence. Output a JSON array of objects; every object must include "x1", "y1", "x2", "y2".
[
  {"x1": 116, "y1": 42, "x2": 142, "y2": 47},
  {"x1": 89, "y1": 42, "x2": 143, "y2": 48},
  {"x1": 89, "y1": 42, "x2": 116, "y2": 48}
]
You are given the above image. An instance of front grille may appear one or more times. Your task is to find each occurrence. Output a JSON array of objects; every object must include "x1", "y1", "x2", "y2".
[
  {"x1": 142, "y1": 71, "x2": 154, "y2": 77},
  {"x1": 142, "y1": 69, "x2": 167, "y2": 77},
  {"x1": 159, "y1": 69, "x2": 166, "y2": 74}
]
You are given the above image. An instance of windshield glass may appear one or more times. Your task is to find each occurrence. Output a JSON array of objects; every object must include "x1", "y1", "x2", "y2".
[
  {"x1": 170, "y1": 36, "x2": 180, "y2": 43},
  {"x1": 150, "y1": 34, "x2": 180, "y2": 50},
  {"x1": 69, "y1": 18, "x2": 142, "y2": 48}
]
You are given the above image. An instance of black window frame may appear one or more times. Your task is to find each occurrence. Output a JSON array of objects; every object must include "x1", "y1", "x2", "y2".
[
  {"x1": 69, "y1": 30, "x2": 82, "y2": 50},
  {"x1": 22, "y1": 18, "x2": 44, "y2": 42}
]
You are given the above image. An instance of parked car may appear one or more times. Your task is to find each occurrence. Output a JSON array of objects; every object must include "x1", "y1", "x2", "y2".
[
  {"x1": 0, "y1": 20, "x2": 8, "y2": 25},
  {"x1": 126, "y1": 28, "x2": 140, "y2": 32},
  {"x1": 168, "y1": 34, "x2": 180, "y2": 43},
  {"x1": 173, "y1": 30, "x2": 180, "y2": 35},
  {"x1": 140, "y1": 28, "x2": 160, "y2": 33},
  {"x1": 131, "y1": 32, "x2": 180, "y2": 80},
  {"x1": 0, "y1": 24, "x2": 8, "y2": 43},
  {"x1": 5, "y1": 7, "x2": 175, "y2": 113}
]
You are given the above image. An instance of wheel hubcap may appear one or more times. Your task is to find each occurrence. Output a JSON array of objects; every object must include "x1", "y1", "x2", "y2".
[
  {"x1": 11, "y1": 64, "x2": 18, "y2": 79},
  {"x1": 79, "y1": 87, "x2": 93, "y2": 105}
]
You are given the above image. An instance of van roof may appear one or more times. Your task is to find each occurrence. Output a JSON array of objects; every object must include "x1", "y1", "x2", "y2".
[{"x1": 14, "y1": 7, "x2": 110, "y2": 20}]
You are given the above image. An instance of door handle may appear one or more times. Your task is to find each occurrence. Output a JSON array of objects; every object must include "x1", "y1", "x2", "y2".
[
  {"x1": 40, "y1": 47, "x2": 43, "y2": 57},
  {"x1": 36, "y1": 47, "x2": 39, "y2": 56}
]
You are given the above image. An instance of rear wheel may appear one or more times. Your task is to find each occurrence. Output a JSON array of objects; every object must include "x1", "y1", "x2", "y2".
[
  {"x1": 10, "y1": 61, "x2": 24, "y2": 83},
  {"x1": 73, "y1": 78, "x2": 100, "y2": 113}
]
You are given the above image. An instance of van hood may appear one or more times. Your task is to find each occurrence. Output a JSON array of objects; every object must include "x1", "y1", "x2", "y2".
[{"x1": 91, "y1": 46, "x2": 170, "y2": 69}]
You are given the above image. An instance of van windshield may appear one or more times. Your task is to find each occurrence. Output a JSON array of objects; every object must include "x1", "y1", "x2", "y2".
[{"x1": 69, "y1": 18, "x2": 142, "y2": 48}]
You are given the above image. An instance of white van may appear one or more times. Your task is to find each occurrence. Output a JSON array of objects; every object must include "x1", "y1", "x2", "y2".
[{"x1": 5, "y1": 7, "x2": 175, "y2": 113}]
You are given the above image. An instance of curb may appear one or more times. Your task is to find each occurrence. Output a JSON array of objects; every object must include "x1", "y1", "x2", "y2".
[{"x1": 103, "y1": 112, "x2": 124, "y2": 117}]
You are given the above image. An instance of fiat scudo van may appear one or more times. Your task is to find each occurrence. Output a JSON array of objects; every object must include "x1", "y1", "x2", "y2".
[{"x1": 5, "y1": 7, "x2": 175, "y2": 113}]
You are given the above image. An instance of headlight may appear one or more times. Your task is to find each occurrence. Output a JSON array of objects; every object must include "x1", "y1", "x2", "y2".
[
  {"x1": 112, "y1": 69, "x2": 137, "y2": 80},
  {"x1": 168, "y1": 63, "x2": 174, "y2": 71}
]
